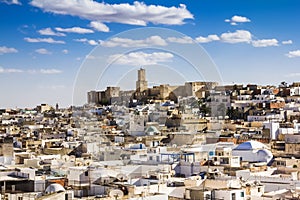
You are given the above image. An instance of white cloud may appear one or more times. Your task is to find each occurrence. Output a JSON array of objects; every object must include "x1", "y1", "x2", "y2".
[
  {"x1": 231, "y1": 15, "x2": 251, "y2": 23},
  {"x1": 220, "y1": 30, "x2": 252, "y2": 43},
  {"x1": 1, "y1": 0, "x2": 21, "y2": 5},
  {"x1": 24, "y1": 37, "x2": 65, "y2": 44},
  {"x1": 195, "y1": 34, "x2": 220, "y2": 43},
  {"x1": 38, "y1": 28, "x2": 66, "y2": 36},
  {"x1": 0, "y1": 67, "x2": 63, "y2": 75},
  {"x1": 87, "y1": 40, "x2": 98, "y2": 45},
  {"x1": 40, "y1": 69, "x2": 62, "y2": 74},
  {"x1": 166, "y1": 36, "x2": 193, "y2": 44},
  {"x1": 62, "y1": 49, "x2": 68, "y2": 54},
  {"x1": 0, "y1": 67, "x2": 65, "y2": 77},
  {"x1": 75, "y1": 38, "x2": 99, "y2": 46},
  {"x1": 35, "y1": 48, "x2": 52, "y2": 54},
  {"x1": 0, "y1": 46, "x2": 18, "y2": 55},
  {"x1": 252, "y1": 39, "x2": 279, "y2": 47},
  {"x1": 55, "y1": 27, "x2": 94, "y2": 34},
  {"x1": 108, "y1": 51, "x2": 174, "y2": 66},
  {"x1": 29, "y1": 69, "x2": 63, "y2": 74},
  {"x1": 89, "y1": 21, "x2": 109, "y2": 32},
  {"x1": 286, "y1": 50, "x2": 300, "y2": 58},
  {"x1": 30, "y1": 0, "x2": 193, "y2": 26},
  {"x1": 193, "y1": 30, "x2": 281, "y2": 48},
  {"x1": 100, "y1": 36, "x2": 167, "y2": 47},
  {"x1": 0, "y1": 67, "x2": 23, "y2": 73},
  {"x1": 225, "y1": 15, "x2": 251, "y2": 25},
  {"x1": 282, "y1": 40, "x2": 293, "y2": 45}
]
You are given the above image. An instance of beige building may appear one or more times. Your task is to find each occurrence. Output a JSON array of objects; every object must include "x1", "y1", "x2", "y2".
[
  {"x1": 88, "y1": 69, "x2": 218, "y2": 104},
  {"x1": 285, "y1": 134, "x2": 300, "y2": 155},
  {"x1": 0, "y1": 137, "x2": 14, "y2": 165},
  {"x1": 87, "y1": 90, "x2": 100, "y2": 104},
  {"x1": 136, "y1": 68, "x2": 148, "y2": 92}
]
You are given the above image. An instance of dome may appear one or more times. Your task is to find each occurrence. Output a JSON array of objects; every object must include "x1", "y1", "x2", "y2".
[
  {"x1": 257, "y1": 149, "x2": 273, "y2": 163},
  {"x1": 234, "y1": 140, "x2": 268, "y2": 150},
  {"x1": 13, "y1": 141, "x2": 22, "y2": 148},
  {"x1": 161, "y1": 101, "x2": 174, "y2": 107},
  {"x1": 45, "y1": 183, "x2": 65, "y2": 194}
]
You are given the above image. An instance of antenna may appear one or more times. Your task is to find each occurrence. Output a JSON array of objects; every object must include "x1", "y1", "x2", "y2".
[{"x1": 109, "y1": 189, "x2": 124, "y2": 200}]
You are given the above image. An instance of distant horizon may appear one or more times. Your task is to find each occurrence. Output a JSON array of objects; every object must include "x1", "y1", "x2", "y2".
[{"x1": 1, "y1": 78, "x2": 298, "y2": 110}]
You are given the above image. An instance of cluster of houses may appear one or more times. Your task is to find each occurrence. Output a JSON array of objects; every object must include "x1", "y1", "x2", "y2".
[{"x1": 1, "y1": 70, "x2": 300, "y2": 199}]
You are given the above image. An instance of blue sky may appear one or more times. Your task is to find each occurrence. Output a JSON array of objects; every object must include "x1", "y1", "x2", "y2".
[{"x1": 0, "y1": 0, "x2": 300, "y2": 108}]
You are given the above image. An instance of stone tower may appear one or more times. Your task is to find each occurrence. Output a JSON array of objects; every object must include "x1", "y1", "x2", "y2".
[{"x1": 136, "y1": 68, "x2": 148, "y2": 92}]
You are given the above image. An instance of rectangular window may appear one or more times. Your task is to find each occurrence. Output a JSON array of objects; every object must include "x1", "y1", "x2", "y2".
[
  {"x1": 276, "y1": 161, "x2": 281, "y2": 166},
  {"x1": 220, "y1": 157, "x2": 229, "y2": 164},
  {"x1": 241, "y1": 192, "x2": 244, "y2": 197},
  {"x1": 231, "y1": 193, "x2": 236, "y2": 200}
]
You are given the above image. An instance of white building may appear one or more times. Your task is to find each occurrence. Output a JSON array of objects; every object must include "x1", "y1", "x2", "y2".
[
  {"x1": 232, "y1": 141, "x2": 273, "y2": 164},
  {"x1": 128, "y1": 113, "x2": 145, "y2": 136},
  {"x1": 263, "y1": 122, "x2": 280, "y2": 140},
  {"x1": 290, "y1": 86, "x2": 300, "y2": 96}
]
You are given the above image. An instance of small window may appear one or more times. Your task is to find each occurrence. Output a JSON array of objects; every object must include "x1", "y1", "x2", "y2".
[
  {"x1": 241, "y1": 192, "x2": 244, "y2": 197},
  {"x1": 85, "y1": 171, "x2": 88, "y2": 176},
  {"x1": 276, "y1": 161, "x2": 281, "y2": 166},
  {"x1": 231, "y1": 193, "x2": 236, "y2": 200},
  {"x1": 258, "y1": 187, "x2": 261, "y2": 192}
]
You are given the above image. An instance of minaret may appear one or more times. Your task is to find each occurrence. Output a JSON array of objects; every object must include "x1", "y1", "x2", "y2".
[{"x1": 136, "y1": 68, "x2": 148, "y2": 92}]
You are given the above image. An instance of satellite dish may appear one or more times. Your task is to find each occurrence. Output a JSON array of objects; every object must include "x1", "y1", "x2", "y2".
[
  {"x1": 136, "y1": 137, "x2": 142, "y2": 141},
  {"x1": 109, "y1": 189, "x2": 124, "y2": 199}
]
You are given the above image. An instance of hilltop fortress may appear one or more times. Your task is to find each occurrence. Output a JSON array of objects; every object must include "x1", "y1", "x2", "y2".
[{"x1": 87, "y1": 68, "x2": 218, "y2": 105}]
